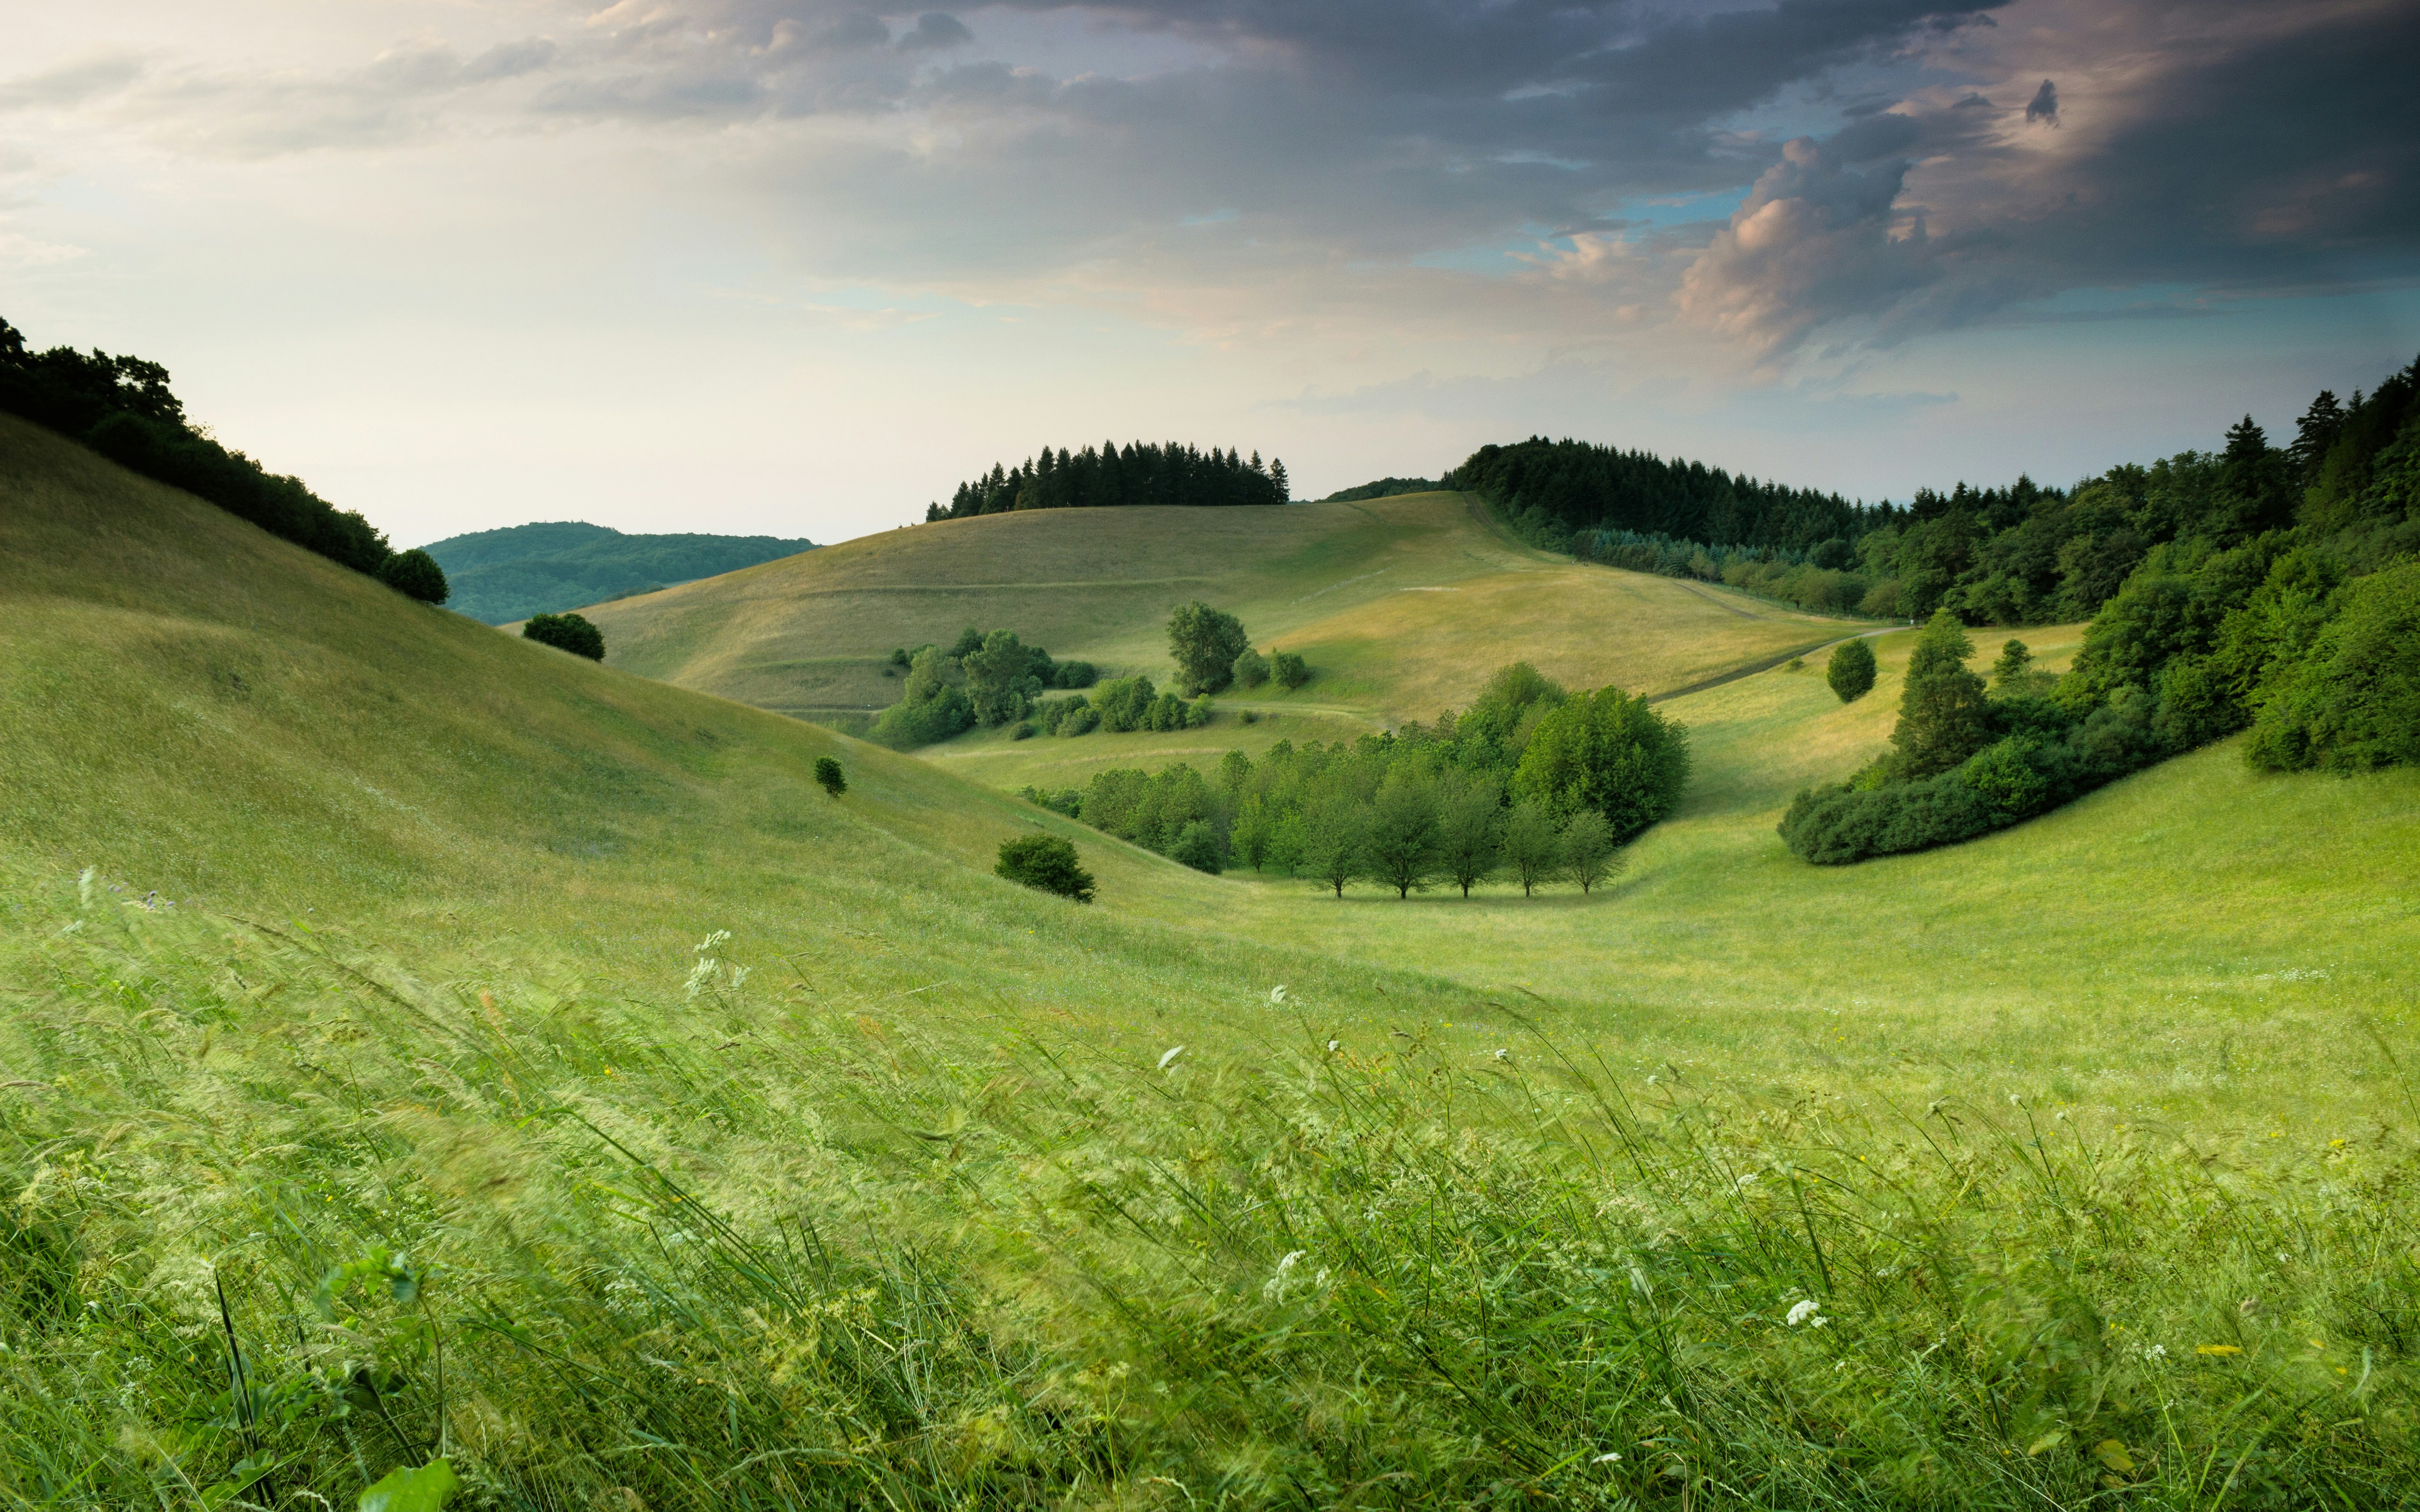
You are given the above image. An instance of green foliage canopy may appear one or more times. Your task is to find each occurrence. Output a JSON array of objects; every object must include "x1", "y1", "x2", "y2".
[
  {"x1": 378, "y1": 548, "x2": 450, "y2": 605},
  {"x1": 1511, "y1": 686, "x2": 1690, "y2": 842},
  {"x1": 1827, "y1": 638, "x2": 1877, "y2": 702},
  {"x1": 994, "y1": 833, "x2": 1096, "y2": 902},
  {"x1": 522, "y1": 611, "x2": 605, "y2": 661},
  {"x1": 1168, "y1": 602, "x2": 1250, "y2": 696}
]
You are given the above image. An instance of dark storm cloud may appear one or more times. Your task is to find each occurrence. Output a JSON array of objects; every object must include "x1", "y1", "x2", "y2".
[{"x1": 2022, "y1": 77, "x2": 2055, "y2": 125}]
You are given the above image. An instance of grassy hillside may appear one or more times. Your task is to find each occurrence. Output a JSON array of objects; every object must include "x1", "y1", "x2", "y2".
[
  {"x1": 6, "y1": 416, "x2": 2420, "y2": 1508},
  {"x1": 581, "y1": 492, "x2": 1855, "y2": 725}
]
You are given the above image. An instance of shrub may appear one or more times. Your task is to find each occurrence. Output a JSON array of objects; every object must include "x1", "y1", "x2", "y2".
[
  {"x1": 1054, "y1": 661, "x2": 1098, "y2": 689},
  {"x1": 995, "y1": 833, "x2": 1096, "y2": 902},
  {"x1": 1168, "y1": 821, "x2": 1224, "y2": 874},
  {"x1": 1010, "y1": 722, "x2": 1034, "y2": 740},
  {"x1": 872, "y1": 687, "x2": 973, "y2": 748},
  {"x1": 1826, "y1": 638, "x2": 1877, "y2": 702},
  {"x1": 813, "y1": 756, "x2": 846, "y2": 798},
  {"x1": 1271, "y1": 651, "x2": 1311, "y2": 690},
  {"x1": 1231, "y1": 646, "x2": 1270, "y2": 689},
  {"x1": 523, "y1": 611, "x2": 605, "y2": 660},
  {"x1": 377, "y1": 548, "x2": 450, "y2": 605}
]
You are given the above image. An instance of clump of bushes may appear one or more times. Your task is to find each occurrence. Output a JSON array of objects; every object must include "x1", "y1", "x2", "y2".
[
  {"x1": 996, "y1": 833, "x2": 1095, "y2": 902},
  {"x1": 523, "y1": 611, "x2": 605, "y2": 660},
  {"x1": 872, "y1": 628, "x2": 1095, "y2": 749},
  {"x1": 1271, "y1": 650, "x2": 1311, "y2": 690}
]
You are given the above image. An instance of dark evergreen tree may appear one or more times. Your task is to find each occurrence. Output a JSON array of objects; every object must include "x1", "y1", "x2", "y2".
[
  {"x1": 1890, "y1": 611, "x2": 1992, "y2": 777},
  {"x1": 813, "y1": 756, "x2": 846, "y2": 797}
]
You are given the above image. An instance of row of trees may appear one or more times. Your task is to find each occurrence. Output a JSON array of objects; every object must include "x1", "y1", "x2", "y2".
[
  {"x1": 0, "y1": 316, "x2": 448, "y2": 605},
  {"x1": 1472, "y1": 357, "x2": 2420, "y2": 632},
  {"x1": 871, "y1": 627, "x2": 1097, "y2": 748},
  {"x1": 926, "y1": 442, "x2": 1290, "y2": 519},
  {"x1": 1021, "y1": 663, "x2": 1690, "y2": 895}
]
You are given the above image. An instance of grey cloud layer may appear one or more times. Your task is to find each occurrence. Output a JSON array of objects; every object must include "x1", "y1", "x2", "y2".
[{"x1": 9, "y1": 0, "x2": 2413, "y2": 355}]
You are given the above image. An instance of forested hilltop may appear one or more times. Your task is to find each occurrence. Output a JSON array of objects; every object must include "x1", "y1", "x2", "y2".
[
  {"x1": 1453, "y1": 368, "x2": 2420, "y2": 628},
  {"x1": 1775, "y1": 363, "x2": 2420, "y2": 862},
  {"x1": 422, "y1": 520, "x2": 815, "y2": 624},
  {"x1": 0, "y1": 317, "x2": 394, "y2": 577},
  {"x1": 925, "y1": 440, "x2": 1288, "y2": 518}
]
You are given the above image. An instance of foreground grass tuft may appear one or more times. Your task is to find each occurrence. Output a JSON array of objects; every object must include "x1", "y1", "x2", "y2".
[{"x1": 7, "y1": 875, "x2": 2415, "y2": 1509}]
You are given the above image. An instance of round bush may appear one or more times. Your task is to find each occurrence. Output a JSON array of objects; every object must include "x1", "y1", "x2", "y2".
[
  {"x1": 1827, "y1": 638, "x2": 1877, "y2": 702},
  {"x1": 813, "y1": 756, "x2": 846, "y2": 797},
  {"x1": 378, "y1": 548, "x2": 450, "y2": 605},
  {"x1": 523, "y1": 611, "x2": 605, "y2": 661},
  {"x1": 996, "y1": 833, "x2": 1096, "y2": 903}
]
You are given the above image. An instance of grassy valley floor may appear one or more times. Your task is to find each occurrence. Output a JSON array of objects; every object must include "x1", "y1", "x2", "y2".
[{"x1": 5, "y1": 418, "x2": 2418, "y2": 1509}]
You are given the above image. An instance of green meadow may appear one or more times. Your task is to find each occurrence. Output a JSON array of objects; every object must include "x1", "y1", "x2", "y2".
[{"x1": 5, "y1": 413, "x2": 2420, "y2": 1509}]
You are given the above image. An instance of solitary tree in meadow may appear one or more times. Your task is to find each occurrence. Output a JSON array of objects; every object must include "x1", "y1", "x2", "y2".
[
  {"x1": 814, "y1": 756, "x2": 846, "y2": 797},
  {"x1": 996, "y1": 833, "x2": 1096, "y2": 902},
  {"x1": 1826, "y1": 638, "x2": 1877, "y2": 702},
  {"x1": 1271, "y1": 650, "x2": 1311, "y2": 690},
  {"x1": 1168, "y1": 602, "x2": 1250, "y2": 695}
]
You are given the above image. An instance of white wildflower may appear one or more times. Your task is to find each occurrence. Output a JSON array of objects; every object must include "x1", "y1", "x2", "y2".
[
  {"x1": 1593, "y1": 1451, "x2": 1621, "y2": 1463},
  {"x1": 1262, "y1": 1249, "x2": 1308, "y2": 1300},
  {"x1": 1326, "y1": 1040, "x2": 1340, "y2": 1053},
  {"x1": 1158, "y1": 1045, "x2": 1186, "y2": 1071},
  {"x1": 1493, "y1": 1048, "x2": 1509, "y2": 1061},
  {"x1": 1786, "y1": 1299, "x2": 1826, "y2": 1328},
  {"x1": 1270, "y1": 985, "x2": 1288, "y2": 1003}
]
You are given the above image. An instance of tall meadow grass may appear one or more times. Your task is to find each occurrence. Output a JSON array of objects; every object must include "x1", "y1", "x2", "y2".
[{"x1": 5, "y1": 871, "x2": 2415, "y2": 1509}]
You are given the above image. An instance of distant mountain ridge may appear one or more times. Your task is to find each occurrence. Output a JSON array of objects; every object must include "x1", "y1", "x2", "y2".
[{"x1": 422, "y1": 520, "x2": 816, "y2": 624}]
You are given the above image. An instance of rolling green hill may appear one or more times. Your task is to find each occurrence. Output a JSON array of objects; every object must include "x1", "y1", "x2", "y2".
[
  {"x1": 6, "y1": 412, "x2": 2419, "y2": 1507},
  {"x1": 583, "y1": 491, "x2": 1861, "y2": 727},
  {"x1": 421, "y1": 519, "x2": 816, "y2": 624}
]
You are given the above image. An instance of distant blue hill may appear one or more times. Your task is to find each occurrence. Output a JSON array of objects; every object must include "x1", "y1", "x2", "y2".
[{"x1": 422, "y1": 521, "x2": 816, "y2": 625}]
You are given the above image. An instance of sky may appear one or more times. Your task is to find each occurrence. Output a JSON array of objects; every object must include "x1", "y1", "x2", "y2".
[{"x1": 3, "y1": 0, "x2": 2417, "y2": 547}]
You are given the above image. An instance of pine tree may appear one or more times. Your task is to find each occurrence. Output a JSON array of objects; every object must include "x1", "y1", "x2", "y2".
[{"x1": 1889, "y1": 610, "x2": 1992, "y2": 777}]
